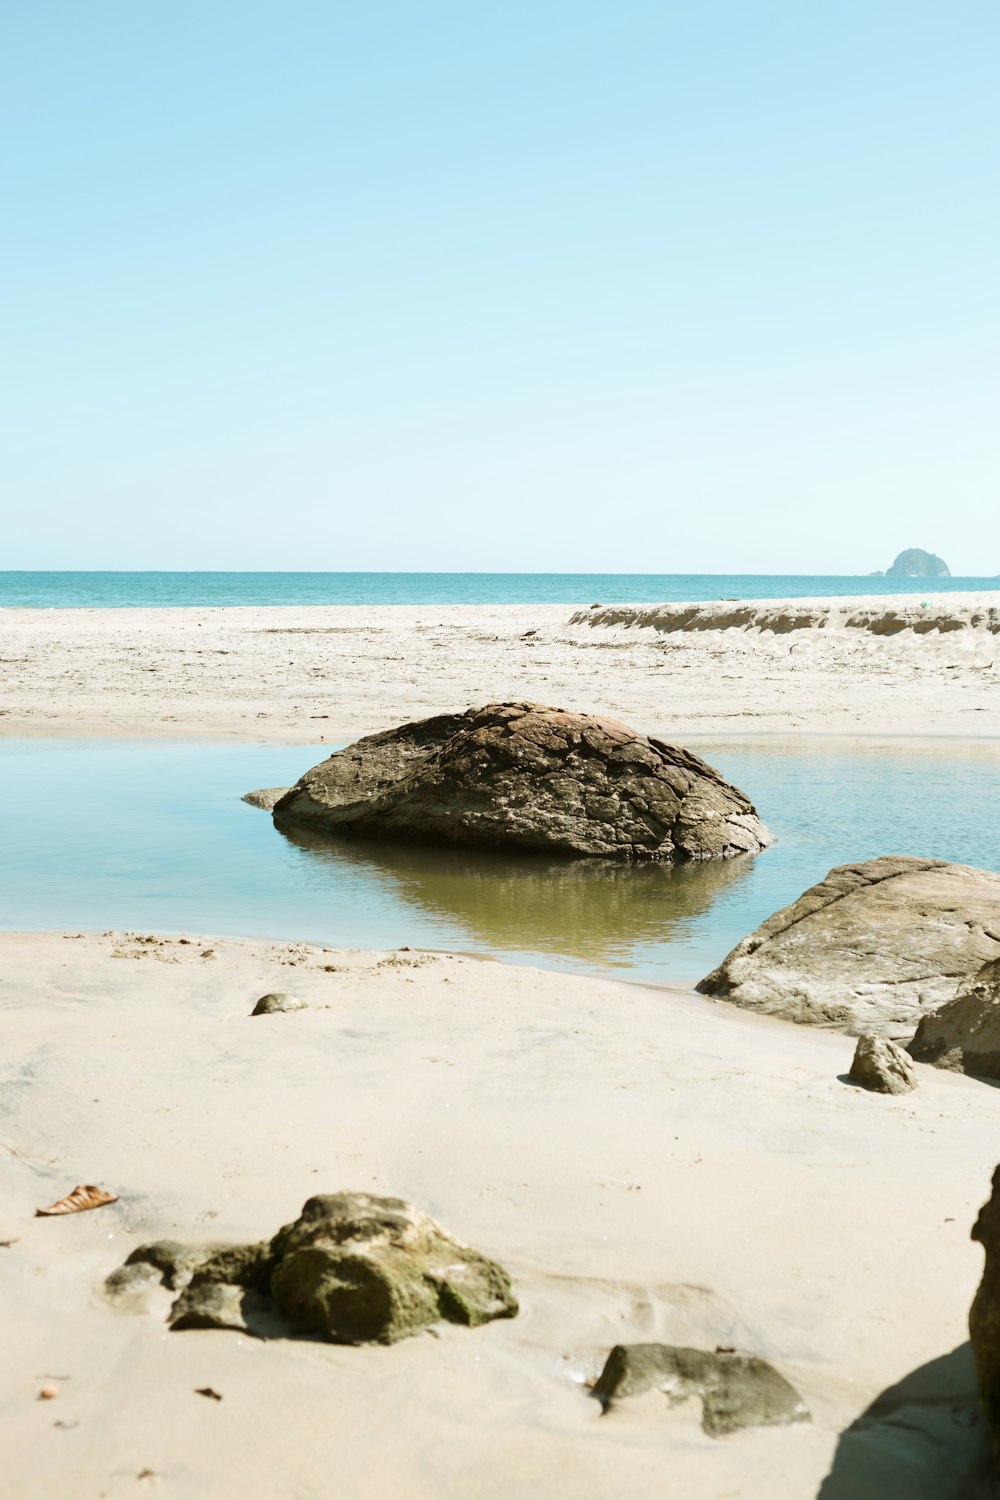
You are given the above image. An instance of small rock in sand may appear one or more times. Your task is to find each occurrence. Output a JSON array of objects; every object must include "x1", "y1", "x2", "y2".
[
  {"x1": 251, "y1": 992, "x2": 307, "y2": 1016},
  {"x1": 847, "y1": 1034, "x2": 917, "y2": 1095},
  {"x1": 592, "y1": 1343, "x2": 810, "y2": 1435}
]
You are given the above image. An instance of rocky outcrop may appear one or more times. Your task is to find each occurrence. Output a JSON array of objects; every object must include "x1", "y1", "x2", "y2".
[
  {"x1": 886, "y1": 548, "x2": 950, "y2": 578},
  {"x1": 271, "y1": 703, "x2": 773, "y2": 861},
  {"x1": 697, "y1": 857, "x2": 1000, "y2": 1036},
  {"x1": 908, "y1": 960, "x2": 1000, "y2": 1078},
  {"x1": 592, "y1": 1344, "x2": 810, "y2": 1435},
  {"x1": 847, "y1": 1034, "x2": 917, "y2": 1094},
  {"x1": 971, "y1": 1167, "x2": 1000, "y2": 1469},
  {"x1": 107, "y1": 1192, "x2": 518, "y2": 1345}
]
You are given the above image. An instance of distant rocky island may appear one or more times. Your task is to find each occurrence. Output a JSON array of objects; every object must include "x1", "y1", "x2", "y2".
[{"x1": 874, "y1": 547, "x2": 951, "y2": 578}]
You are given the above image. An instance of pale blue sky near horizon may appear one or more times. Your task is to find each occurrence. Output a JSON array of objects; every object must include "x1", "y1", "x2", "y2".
[{"x1": 2, "y1": 3, "x2": 998, "y2": 574}]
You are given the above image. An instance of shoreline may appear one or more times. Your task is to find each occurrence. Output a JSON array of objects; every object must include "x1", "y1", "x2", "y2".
[{"x1": 1, "y1": 592, "x2": 999, "y2": 742}]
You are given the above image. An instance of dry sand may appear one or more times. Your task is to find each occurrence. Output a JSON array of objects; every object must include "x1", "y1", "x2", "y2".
[
  {"x1": 1, "y1": 930, "x2": 996, "y2": 1498},
  {"x1": 1, "y1": 590, "x2": 998, "y2": 742}
]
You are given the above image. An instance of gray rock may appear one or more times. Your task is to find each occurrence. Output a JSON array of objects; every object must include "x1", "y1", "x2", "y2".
[
  {"x1": 908, "y1": 960, "x2": 1000, "y2": 1078},
  {"x1": 273, "y1": 702, "x2": 773, "y2": 861},
  {"x1": 971, "y1": 1166, "x2": 1000, "y2": 1470},
  {"x1": 251, "y1": 992, "x2": 307, "y2": 1016},
  {"x1": 848, "y1": 1034, "x2": 917, "y2": 1094},
  {"x1": 169, "y1": 1280, "x2": 259, "y2": 1333},
  {"x1": 106, "y1": 1192, "x2": 517, "y2": 1346},
  {"x1": 243, "y1": 788, "x2": 290, "y2": 811},
  {"x1": 105, "y1": 1239, "x2": 229, "y2": 1295},
  {"x1": 697, "y1": 857, "x2": 1000, "y2": 1036},
  {"x1": 592, "y1": 1343, "x2": 810, "y2": 1436}
]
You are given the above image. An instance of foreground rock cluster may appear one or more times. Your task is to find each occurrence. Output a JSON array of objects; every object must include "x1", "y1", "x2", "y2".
[
  {"x1": 108, "y1": 1192, "x2": 518, "y2": 1344},
  {"x1": 269, "y1": 702, "x2": 773, "y2": 861}
]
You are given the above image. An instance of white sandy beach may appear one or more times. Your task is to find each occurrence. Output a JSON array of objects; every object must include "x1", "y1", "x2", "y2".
[
  {"x1": 2, "y1": 593, "x2": 999, "y2": 1496},
  {"x1": 0, "y1": 591, "x2": 998, "y2": 742},
  {"x1": 1, "y1": 930, "x2": 996, "y2": 1499}
]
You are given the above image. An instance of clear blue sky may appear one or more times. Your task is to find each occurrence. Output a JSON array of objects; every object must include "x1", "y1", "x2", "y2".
[{"x1": 3, "y1": 2, "x2": 998, "y2": 572}]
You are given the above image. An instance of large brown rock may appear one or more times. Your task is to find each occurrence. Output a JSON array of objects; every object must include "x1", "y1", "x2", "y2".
[
  {"x1": 271, "y1": 703, "x2": 773, "y2": 861},
  {"x1": 107, "y1": 1192, "x2": 518, "y2": 1345},
  {"x1": 971, "y1": 1166, "x2": 1000, "y2": 1469},
  {"x1": 697, "y1": 857, "x2": 1000, "y2": 1036},
  {"x1": 908, "y1": 960, "x2": 1000, "y2": 1078}
]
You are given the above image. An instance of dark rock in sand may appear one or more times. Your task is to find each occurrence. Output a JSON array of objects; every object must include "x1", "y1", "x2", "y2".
[
  {"x1": 592, "y1": 1343, "x2": 810, "y2": 1435},
  {"x1": 271, "y1": 702, "x2": 773, "y2": 861},
  {"x1": 251, "y1": 992, "x2": 307, "y2": 1016},
  {"x1": 106, "y1": 1192, "x2": 517, "y2": 1346},
  {"x1": 908, "y1": 959, "x2": 1000, "y2": 1079},
  {"x1": 971, "y1": 1166, "x2": 1000, "y2": 1469},
  {"x1": 243, "y1": 788, "x2": 290, "y2": 811},
  {"x1": 697, "y1": 857, "x2": 1000, "y2": 1037},
  {"x1": 848, "y1": 1034, "x2": 917, "y2": 1094}
]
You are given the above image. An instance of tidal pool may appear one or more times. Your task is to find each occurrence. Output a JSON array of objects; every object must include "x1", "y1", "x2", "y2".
[{"x1": 1, "y1": 736, "x2": 997, "y2": 986}]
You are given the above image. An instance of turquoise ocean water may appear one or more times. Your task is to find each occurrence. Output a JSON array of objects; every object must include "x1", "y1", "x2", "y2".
[{"x1": 1, "y1": 571, "x2": 997, "y2": 608}]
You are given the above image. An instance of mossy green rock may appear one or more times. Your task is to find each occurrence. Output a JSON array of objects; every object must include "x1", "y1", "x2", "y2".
[
  {"x1": 106, "y1": 1193, "x2": 517, "y2": 1345},
  {"x1": 269, "y1": 1193, "x2": 518, "y2": 1343},
  {"x1": 593, "y1": 1343, "x2": 810, "y2": 1436}
]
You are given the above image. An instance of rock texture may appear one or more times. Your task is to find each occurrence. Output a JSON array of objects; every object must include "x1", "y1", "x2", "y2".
[
  {"x1": 908, "y1": 959, "x2": 1000, "y2": 1078},
  {"x1": 886, "y1": 548, "x2": 950, "y2": 578},
  {"x1": 242, "y1": 787, "x2": 289, "y2": 811},
  {"x1": 250, "y1": 992, "x2": 307, "y2": 1016},
  {"x1": 592, "y1": 1344, "x2": 810, "y2": 1435},
  {"x1": 971, "y1": 1166, "x2": 1000, "y2": 1469},
  {"x1": 697, "y1": 857, "x2": 1000, "y2": 1036},
  {"x1": 847, "y1": 1034, "x2": 917, "y2": 1094},
  {"x1": 271, "y1": 703, "x2": 773, "y2": 861},
  {"x1": 107, "y1": 1192, "x2": 518, "y2": 1345}
]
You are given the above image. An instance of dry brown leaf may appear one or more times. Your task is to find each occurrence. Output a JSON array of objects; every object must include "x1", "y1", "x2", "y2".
[{"x1": 35, "y1": 1185, "x2": 119, "y2": 1217}]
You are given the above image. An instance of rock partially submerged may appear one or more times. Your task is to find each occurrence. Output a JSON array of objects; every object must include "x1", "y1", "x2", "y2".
[
  {"x1": 848, "y1": 1035, "x2": 918, "y2": 1095},
  {"x1": 971, "y1": 1167, "x2": 1000, "y2": 1469},
  {"x1": 271, "y1": 703, "x2": 773, "y2": 861},
  {"x1": 908, "y1": 960, "x2": 1000, "y2": 1079},
  {"x1": 592, "y1": 1344, "x2": 810, "y2": 1436},
  {"x1": 107, "y1": 1192, "x2": 518, "y2": 1345},
  {"x1": 243, "y1": 787, "x2": 289, "y2": 811},
  {"x1": 697, "y1": 857, "x2": 1000, "y2": 1036}
]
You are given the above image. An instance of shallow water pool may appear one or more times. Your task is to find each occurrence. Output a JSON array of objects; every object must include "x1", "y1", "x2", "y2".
[{"x1": 1, "y1": 736, "x2": 997, "y2": 986}]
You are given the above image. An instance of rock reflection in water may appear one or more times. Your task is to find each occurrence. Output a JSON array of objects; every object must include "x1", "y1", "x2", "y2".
[{"x1": 274, "y1": 821, "x2": 755, "y2": 966}]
